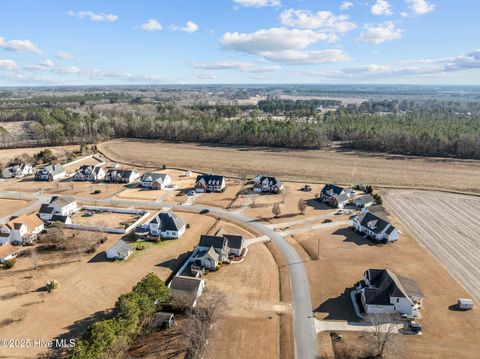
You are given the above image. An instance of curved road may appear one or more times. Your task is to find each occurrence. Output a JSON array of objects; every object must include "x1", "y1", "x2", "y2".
[{"x1": 0, "y1": 192, "x2": 317, "y2": 359}]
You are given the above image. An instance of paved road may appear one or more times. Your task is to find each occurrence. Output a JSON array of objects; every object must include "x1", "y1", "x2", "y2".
[{"x1": 0, "y1": 191, "x2": 318, "y2": 359}]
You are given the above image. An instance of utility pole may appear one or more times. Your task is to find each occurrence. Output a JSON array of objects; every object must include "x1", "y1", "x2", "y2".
[{"x1": 317, "y1": 237, "x2": 320, "y2": 260}]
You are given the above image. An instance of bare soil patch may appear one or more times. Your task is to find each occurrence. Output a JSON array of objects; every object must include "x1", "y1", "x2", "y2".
[{"x1": 98, "y1": 139, "x2": 480, "y2": 193}]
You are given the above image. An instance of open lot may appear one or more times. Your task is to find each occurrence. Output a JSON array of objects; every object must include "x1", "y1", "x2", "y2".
[
  {"x1": 0, "y1": 144, "x2": 81, "y2": 166},
  {"x1": 206, "y1": 242, "x2": 282, "y2": 359},
  {"x1": 295, "y1": 217, "x2": 480, "y2": 358},
  {"x1": 0, "y1": 198, "x2": 33, "y2": 218},
  {"x1": 98, "y1": 139, "x2": 480, "y2": 193},
  {"x1": 72, "y1": 209, "x2": 140, "y2": 229},
  {"x1": 0, "y1": 212, "x2": 215, "y2": 358},
  {"x1": 385, "y1": 190, "x2": 480, "y2": 302},
  {"x1": 194, "y1": 179, "x2": 245, "y2": 209}
]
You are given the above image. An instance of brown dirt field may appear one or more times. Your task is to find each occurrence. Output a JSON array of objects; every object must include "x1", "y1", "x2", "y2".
[
  {"x1": 98, "y1": 139, "x2": 480, "y2": 193},
  {"x1": 0, "y1": 144, "x2": 81, "y2": 165},
  {"x1": 385, "y1": 190, "x2": 480, "y2": 302},
  {"x1": 295, "y1": 219, "x2": 480, "y2": 358},
  {"x1": 1, "y1": 177, "x2": 124, "y2": 199},
  {"x1": 0, "y1": 198, "x2": 32, "y2": 217},
  {"x1": 0, "y1": 212, "x2": 214, "y2": 358},
  {"x1": 72, "y1": 210, "x2": 139, "y2": 229},
  {"x1": 206, "y1": 243, "x2": 282, "y2": 359}
]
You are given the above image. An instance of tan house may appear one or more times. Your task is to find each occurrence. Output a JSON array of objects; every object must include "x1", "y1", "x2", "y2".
[{"x1": 0, "y1": 213, "x2": 45, "y2": 245}]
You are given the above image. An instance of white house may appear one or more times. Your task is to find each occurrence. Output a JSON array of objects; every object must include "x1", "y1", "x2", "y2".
[
  {"x1": 140, "y1": 173, "x2": 172, "y2": 190},
  {"x1": 39, "y1": 196, "x2": 79, "y2": 222},
  {"x1": 106, "y1": 240, "x2": 133, "y2": 260},
  {"x1": 169, "y1": 275, "x2": 205, "y2": 307},
  {"x1": 253, "y1": 176, "x2": 284, "y2": 194},
  {"x1": 0, "y1": 214, "x2": 44, "y2": 245},
  {"x1": 0, "y1": 244, "x2": 22, "y2": 264},
  {"x1": 194, "y1": 174, "x2": 226, "y2": 193},
  {"x1": 34, "y1": 165, "x2": 66, "y2": 181},
  {"x1": 354, "y1": 194, "x2": 375, "y2": 208},
  {"x1": 73, "y1": 165, "x2": 105, "y2": 181},
  {"x1": 352, "y1": 212, "x2": 399, "y2": 243},
  {"x1": 355, "y1": 269, "x2": 423, "y2": 318},
  {"x1": 105, "y1": 168, "x2": 140, "y2": 183},
  {"x1": 320, "y1": 184, "x2": 352, "y2": 208},
  {"x1": 2, "y1": 163, "x2": 33, "y2": 179},
  {"x1": 137, "y1": 211, "x2": 186, "y2": 240},
  {"x1": 192, "y1": 232, "x2": 245, "y2": 271}
]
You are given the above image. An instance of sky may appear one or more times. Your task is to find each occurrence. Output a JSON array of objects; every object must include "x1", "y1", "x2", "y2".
[{"x1": 0, "y1": 0, "x2": 479, "y2": 86}]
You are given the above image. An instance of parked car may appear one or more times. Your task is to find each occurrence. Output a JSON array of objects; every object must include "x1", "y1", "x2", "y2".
[
  {"x1": 323, "y1": 218, "x2": 333, "y2": 223},
  {"x1": 199, "y1": 209, "x2": 210, "y2": 214},
  {"x1": 187, "y1": 190, "x2": 195, "y2": 196},
  {"x1": 407, "y1": 321, "x2": 422, "y2": 333},
  {"x1": 457, "y1": 298, "x2": 474, "y2": 310},
  {"x1": 82, "y1": 211, "x2": 94, "y2": 217},
  {"x1": 301, "y1": 184, "x2": 312, "y2": 192}
]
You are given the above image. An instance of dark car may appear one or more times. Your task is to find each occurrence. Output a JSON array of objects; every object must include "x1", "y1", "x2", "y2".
[
  {"x1": 408, "y1": 322, "x2": 422, "y2": 333},
  {"x1": 199, "y1": 209, "x2": 210, "y2": 214},
  {"x1": 323, "y1": 218, "x2": 333, "y2": 223}
]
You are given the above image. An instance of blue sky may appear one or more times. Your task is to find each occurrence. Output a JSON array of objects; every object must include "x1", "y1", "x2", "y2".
[{"x1": 0, "y1": 0, "x2": 479, "y2": 86}]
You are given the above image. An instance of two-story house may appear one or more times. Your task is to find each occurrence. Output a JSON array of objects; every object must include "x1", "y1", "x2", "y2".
[
  {"x1": 194, "y1": 174, "x2": 226, "y2": 193},
  {"x1": 352, "y1": 211, "x2": 399, "y2": 242},
  {"x1": 253, "y1": 176, "x2": 284, "y2": 194}
]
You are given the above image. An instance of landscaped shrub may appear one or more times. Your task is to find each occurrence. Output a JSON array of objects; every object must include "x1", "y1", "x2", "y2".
[
  {"x1": 93, "y1": 189, "x2": 101, "y2": 194},
  {"x1": 3, "y1": 259, "x2": 16, "y2": 269},
  {"x1": 46, "y1": 280, "x2": 59, "y2": 292}
]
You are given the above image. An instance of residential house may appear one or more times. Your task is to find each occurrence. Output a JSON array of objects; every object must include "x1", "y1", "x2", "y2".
[
  {"x1": 352, "y1": 211, "x2": 399, "y2": 243},
  {"x1": 0, "y1": 244, "x2": 22, "y2": 264},
  {"x1": 253, "y1": 176, "x2": 284, "y2": 194},
  {"x1": 39, "y1": 196, "x2": 79, "y2": 222},
  {"x1": 214, "y1": 227, "x2": 245, "y2": 257},
  {"x1": 0, "y1": 214, "x2": 44, "y2": 245},
  {"x1": 194, "y1": 174, "x2": 226, "y2": 193},
  {"x1": 136, "y1": 211, "x2": 186, "y2": 240},
  {"x1": 140, "y1": 172, "x2": 172, "y2": 190},
  {"x1": 319, "y1": 184, "x2": 352, "y2": 208},
  {"x1": 355, "y1": 194, "x2": 375, "y2": 208},
  {"x1": 2, "y1": 163, "x2": 33, "y2": 179},
  {"x1": 73, "y1": 165, "x2": 105, "y2": 181},
  {"x1": 34, "y1": 165, "x2": 66, "y2": 181},
  {"x1": 361, "y1": 205, "x2": 389, "y2": 219},
  {"x1": 169, "y1": 275, "x2": 205, "y2": 307},
  {"x1": 106, "y1": 240, "x2": 133, "y2": 260},
  {"x1": 105, "y1": 168, "x2": 140, "y2": 183},
  {"x1": 355, "y1": 269, "x2": 423, "y2": 318}
]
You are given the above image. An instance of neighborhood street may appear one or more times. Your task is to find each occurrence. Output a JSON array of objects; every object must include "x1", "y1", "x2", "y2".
[{"x1": 0, "y1": 190, "x2": 318, "y2": 359}]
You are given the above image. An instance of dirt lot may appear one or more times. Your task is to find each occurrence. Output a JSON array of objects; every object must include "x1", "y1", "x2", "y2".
[
  {"x1": 385, "y1": 190, "x2": 480, "y2": 302},
  {"x1": 98, "y1": 139, "x2": 480, "y2": 193},
  {"x1": 206, "y1": 242, "x2": 283, "y2": 359},
  {"x1": 295, "y1": 219, "x2": 480, "y2": 358},
  {"x1": 0, "y1": 144, "x2": 81, "y2": 165},
  {"x1": 194, "y1": 179, "x2": 245, "y2": 209},
  {"x1": 0, "y1": 212, "x2": 215, "y2": 358},
  {"x1": 0, "y1": 198, "x2": 33, "y2": 218},
  {"x1": 72, "y1": 210, "x2": 140, "y2": 229}
]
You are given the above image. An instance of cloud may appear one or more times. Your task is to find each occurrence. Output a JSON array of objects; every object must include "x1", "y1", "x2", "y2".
[
  {"x1": 180, "y1": 21, "x2": 199, "y2": 33},
  {"x1": 371, "y1": 0, "x2": 393, "y2": 16},
  {"x1": 221, "y1": 27, "x2": 334, "y2": 54},
  {"x1": 0, "y1": 36, "x2": 43, "y2": 55},
  {"x1": 195, "y1": 72, "x2": 218, "y2": 80},
  {"x1": 406, "y1": 0, "x2": 435, "y2": 15},
  {"x1": 141, "y1": 19, "x2": 162, "y2": 31},
  {"x1": 0, "y1": 59, "x2": 17, "y2": 70},
  {"x1": 56, "y1": 51, "x2": 74, "y2": 60},
  {"x1": 279, "y1": 9, "x2": 356, "y2": 34},
  {"x1": 444, "y1": 49, "x2": 480, "y2": 71},
  {"x1": 233, "y1": 0, "x2": 281, "y2": 8},
  {"x1": 357, "y1": 21, "x2": 403, "y2": 44},
  {"x1": 340, "y1": 1, "x2": 354, "y2": 10},
  {"x1": 68, "y1": 10, "x2": 118, "y2": 22},
  {"x1": 260, "y1": 49, "x2": 351, "y2": 64},
  {"x1": 40, "y1": 59, "x2": 55, "y2": 68},
  {"x1": 190, "y1": 61, "x2": 280, "y2": 72}
]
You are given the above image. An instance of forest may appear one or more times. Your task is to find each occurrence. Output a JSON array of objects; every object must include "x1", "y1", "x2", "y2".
[{"x1": 0, "y1": 91, "x2": 479, "y2": 159}]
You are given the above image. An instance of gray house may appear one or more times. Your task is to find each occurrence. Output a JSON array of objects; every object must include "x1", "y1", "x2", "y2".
[{"x1": 35, "y1": 165, "x2": 66, "y2": 181}]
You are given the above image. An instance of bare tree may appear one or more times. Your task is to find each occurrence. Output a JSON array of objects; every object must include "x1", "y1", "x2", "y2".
[
  {"x1": 365, "y1": 313, "x2": 401, "y2": 358},
  {"x1": 281, "y1": 190, "x2": 287, "y2": 203},
  {"x1": 298, "y1": 198, "x2": 307, "y2": 214},
  {"x1": 249, "y1": 193, "x2": 258, "y2": 207},
  {"x1": 272, "y1": 203, "x2": 281, "y2": 218}
]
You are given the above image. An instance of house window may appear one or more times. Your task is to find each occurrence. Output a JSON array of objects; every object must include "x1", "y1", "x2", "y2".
[{"x1": 396, "y1": 298, "x2": 399, "y2": 303}]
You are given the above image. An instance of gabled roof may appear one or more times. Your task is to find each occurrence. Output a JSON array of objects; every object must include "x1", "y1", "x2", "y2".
[
  {"x1": 150, "y1": 212, "x2": 185, "y2": 232},
  {"x1": 195, "y1": 246, "x2": 220, "y2": 262},
  {"x1": 255, "y1": 176, "x2": 282, "y2": 187},
  {"x1": 336, "y1": 193, "x2": 349, "y2": 202},
  {"x1": 108, "y1": 240, "x2": 132, "y2": 256},
  {"x1": 170, "y1": 275, "x2": 203, "y2": 292},
  {"x1": 39, "y1": 164, "x2": 65, "y2": 176},
  {"x1": 321, "y1": 184, "x2": 345, "y2": 196},
  {"x1": 141, "y1": 172, "x2": 168, "y2": 183},
  {"x1": 364, "y1": 269, "x2": 419, "y2": 306},
  {"x1": 195, "y1": 174, "x2": 224, "y2": 186},
  {"x1": 359, "y1": 212, "x2": 394, "y2": 234},
  {"x1": 51, "y1": 215, "x2": 70, "y2": 223},
  {"x1": 224, "y1": 234, "x2": 244, "y2": 249},
  {"x1": 106, "y1": 168, "x2": 137, "y2": 179},
  {"x1": 39, "y1": 204, "x2": 54, "y2": 214},
  {"x1": 198, "y1": 235, "x2": 227, "y2": 250},
  {"x1": 0, "y1": 243, "x2": 21, "y2": 259},
  {"x1": 6, "y1": 213, "x2": 43, "y2": 231},
  {"x1": 50, "y1": 196, "x2": 76, "y2": 208},
  {"x1": 356, "y1": 194, "x2": 374, "y2": 205}
]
